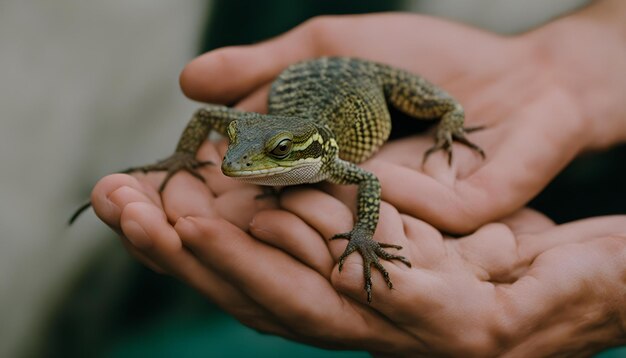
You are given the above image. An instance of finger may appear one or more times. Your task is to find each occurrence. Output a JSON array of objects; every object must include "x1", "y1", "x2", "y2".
[
  {"x1": 177, "y1": 216, "x2": 416, "y2": 349},
  {"x1": 449, "y1": 209, "x2": 556, "y2": 282},
  {"x1": 398, "y1": 214, "x2": 446, "y2": 269},
  {"x1": 92, "y1": 173, "x2": 162, "y2": 233},
  {"x1": 501, "y1": 235, "x2": 626, "y2": 341},
  {"x1": 250, "y1": 209, "x2": 335, "y2": 278},
  {"x1": 280, "y1": 188, "x2": 353, "y2": 256},
  {"x1": 517, "y1": 215, "x2": 626, "y2": 263},
  {"x1": 498, "y1": 208, "x2": 555, "y2": 234},
  {"x1": 179, "y1": 28, "x2": 317, "y2": 104},
  {"x1": 448, "y1": 208, "x2": 555, "y2": 283},
  {"x1": 364, "y1": 160, "x2": 474, "y2": 233},
  {"x1": 285, "y1": 186, "x2": 413, "y2": 271},
  {"x1": 180, "y1": 13, "x2": 498, "y2": 105},
  {"x1": 91, "y1": 173, "x2": 168, "y2": 272},
  {"x1": 449, "y1": 209, "x2": 554, "y2": 283},
  {"x1": 160, "y1": 159, "x2": 218, "y2": 223},
  {"x1": 235, "y1": 83, "x2": 272, "y2": 113},
  {"x1": 120, "y1": 202, "x2": 289, "y2": 336},
  {"x1": 451, "y1": 223, "x2": 523, "y2": 283},
  {"x1": 177, "y1": 215, "x2": 345, "y2": 317},
  {"x1": 455, "y1": 215, "x2": 626, "y2": 284}
]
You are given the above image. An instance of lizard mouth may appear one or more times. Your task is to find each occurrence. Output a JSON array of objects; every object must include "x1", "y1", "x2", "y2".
[
  {"x1": 222, "y1": 166, "x2": 289, "y2": 178},
  {"x1": 222, "y1": 159, "x2": 324, "y2": 186},
  {"x1": 222, "y1": 165, "x2": 302, "y2": 186}
]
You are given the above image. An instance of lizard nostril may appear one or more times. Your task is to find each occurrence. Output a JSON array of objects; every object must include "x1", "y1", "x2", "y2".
[{"x1": 246, "y1": 163, "x2": 251, "y2": 167}]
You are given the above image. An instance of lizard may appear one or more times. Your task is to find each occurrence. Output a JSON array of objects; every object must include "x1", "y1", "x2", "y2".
[{"x1": 71, "y1": 57, "x2": 485, "y2": 303}]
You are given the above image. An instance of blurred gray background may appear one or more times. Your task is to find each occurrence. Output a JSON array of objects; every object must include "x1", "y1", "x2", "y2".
[
  {"x1": 6, "y1": 0, "x2": 622, "y2": 357},
  {"x1": 0, "y1": 1, "x2": 207, "y2": 356}
]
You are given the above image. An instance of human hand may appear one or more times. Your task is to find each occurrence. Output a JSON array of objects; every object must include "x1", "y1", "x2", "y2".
[
  {"x1": 89, "y1": 139, "x2": 285, "y2": 316},
  {"x1": 249, "y1": 188, "x2": 626, "y2": 357},
  {"x1": 180, "y1": 11, "x2": 626, "y2": 233},
  {"x1": 93, "y1": 168, "x2": 626, "y2": 356}
]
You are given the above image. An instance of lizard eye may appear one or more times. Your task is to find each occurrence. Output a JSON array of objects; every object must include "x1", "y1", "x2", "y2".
[{"x1": 270, "y1": 139, "x2": 292, "y2": 158}]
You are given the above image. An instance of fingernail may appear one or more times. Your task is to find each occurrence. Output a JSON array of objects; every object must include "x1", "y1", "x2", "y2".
[
  {"x1": 174, "y1": 216, "x2": 206, "y2": 244},
  {"x1": 124, "y1": 220, "x2": 152, "y2": 249},
  {"x1": 106, "y1": 199, "x2": 120, "y2": 217},
  {"x1": 249, "y1": 217, "x2": 276, "y2": 240}
]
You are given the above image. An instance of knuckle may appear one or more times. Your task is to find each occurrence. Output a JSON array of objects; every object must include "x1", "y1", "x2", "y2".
[
  {"x1": 179, "y1": 46, "x2": 240, "y2": 100},
  {"x1": 300, "y1": 15, "x2": 342, "y2": 52},
  {"x1": 302, "y1": 15, "x2": 336, "y2": 33}
]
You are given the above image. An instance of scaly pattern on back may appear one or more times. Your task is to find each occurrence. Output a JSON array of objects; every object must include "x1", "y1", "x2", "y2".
[
  {"x1": 268, "y1": 57, "x2": 460, "y2": 164},
  {"x1": 269, "y1": 58, "x2": 390, "y2": 164}
]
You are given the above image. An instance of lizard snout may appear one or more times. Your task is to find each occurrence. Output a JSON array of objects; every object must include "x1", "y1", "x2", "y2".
[{"x1": 221, "y1": 156, "x2": 253, "y2": 175}]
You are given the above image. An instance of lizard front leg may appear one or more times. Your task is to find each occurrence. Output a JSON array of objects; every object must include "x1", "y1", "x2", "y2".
[
  {"x1": 327, "y1": 159, "x2": 411, "y2": 303},
  {"x1": 69, "y1": 104, "x2": 243, "y2": 224},
  {"x1": 123, "y1": 104, "x2": 244, "y2": 192}
]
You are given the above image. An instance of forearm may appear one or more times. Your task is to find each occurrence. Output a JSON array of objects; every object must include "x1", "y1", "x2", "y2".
[{"x1": 521, "y1": 0, "x2": 626, "y2": 150}]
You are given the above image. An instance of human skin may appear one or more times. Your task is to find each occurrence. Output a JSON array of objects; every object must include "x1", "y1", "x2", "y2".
[{"x1": 90, "y1": 0, "x2": 626, "y2": 356}]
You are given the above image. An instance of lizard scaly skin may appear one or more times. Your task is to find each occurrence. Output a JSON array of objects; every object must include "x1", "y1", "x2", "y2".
[{"x1": 74, "y1": 57, "x2": 485, "y2": 302}]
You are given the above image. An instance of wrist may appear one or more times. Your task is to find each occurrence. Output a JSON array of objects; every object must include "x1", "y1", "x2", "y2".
[{"x1": 520, "y1": 0, "x2": 626, "y2": 150}]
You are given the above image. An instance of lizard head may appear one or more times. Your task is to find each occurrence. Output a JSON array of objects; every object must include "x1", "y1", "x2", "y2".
[{"x1": 221, "y1": 114, "x2": 330, "y2": 186}]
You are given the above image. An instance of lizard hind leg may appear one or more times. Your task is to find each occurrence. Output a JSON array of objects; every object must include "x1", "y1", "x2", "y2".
[{"x1": 422, "y1": 110, "x2": 486, "y2": 166}]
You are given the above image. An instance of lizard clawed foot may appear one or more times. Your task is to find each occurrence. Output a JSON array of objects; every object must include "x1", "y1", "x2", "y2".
[
  {"x1": 422, "y1": 125, "x2": 486, "y2": 166},
  {"x1": 69, "y1": 152, "x2": 212, "y2": 225},
  {"x1": 331, "y1": 226, "x2": 411, "y2": 303},
  {"x1": 122, "y1": 151, "x2": 213, "y2": 192}
]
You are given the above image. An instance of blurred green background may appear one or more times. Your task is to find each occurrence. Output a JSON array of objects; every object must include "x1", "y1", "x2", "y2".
[{"x1": 1, "y1": 0, "x2": 623, "y2": 357}]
